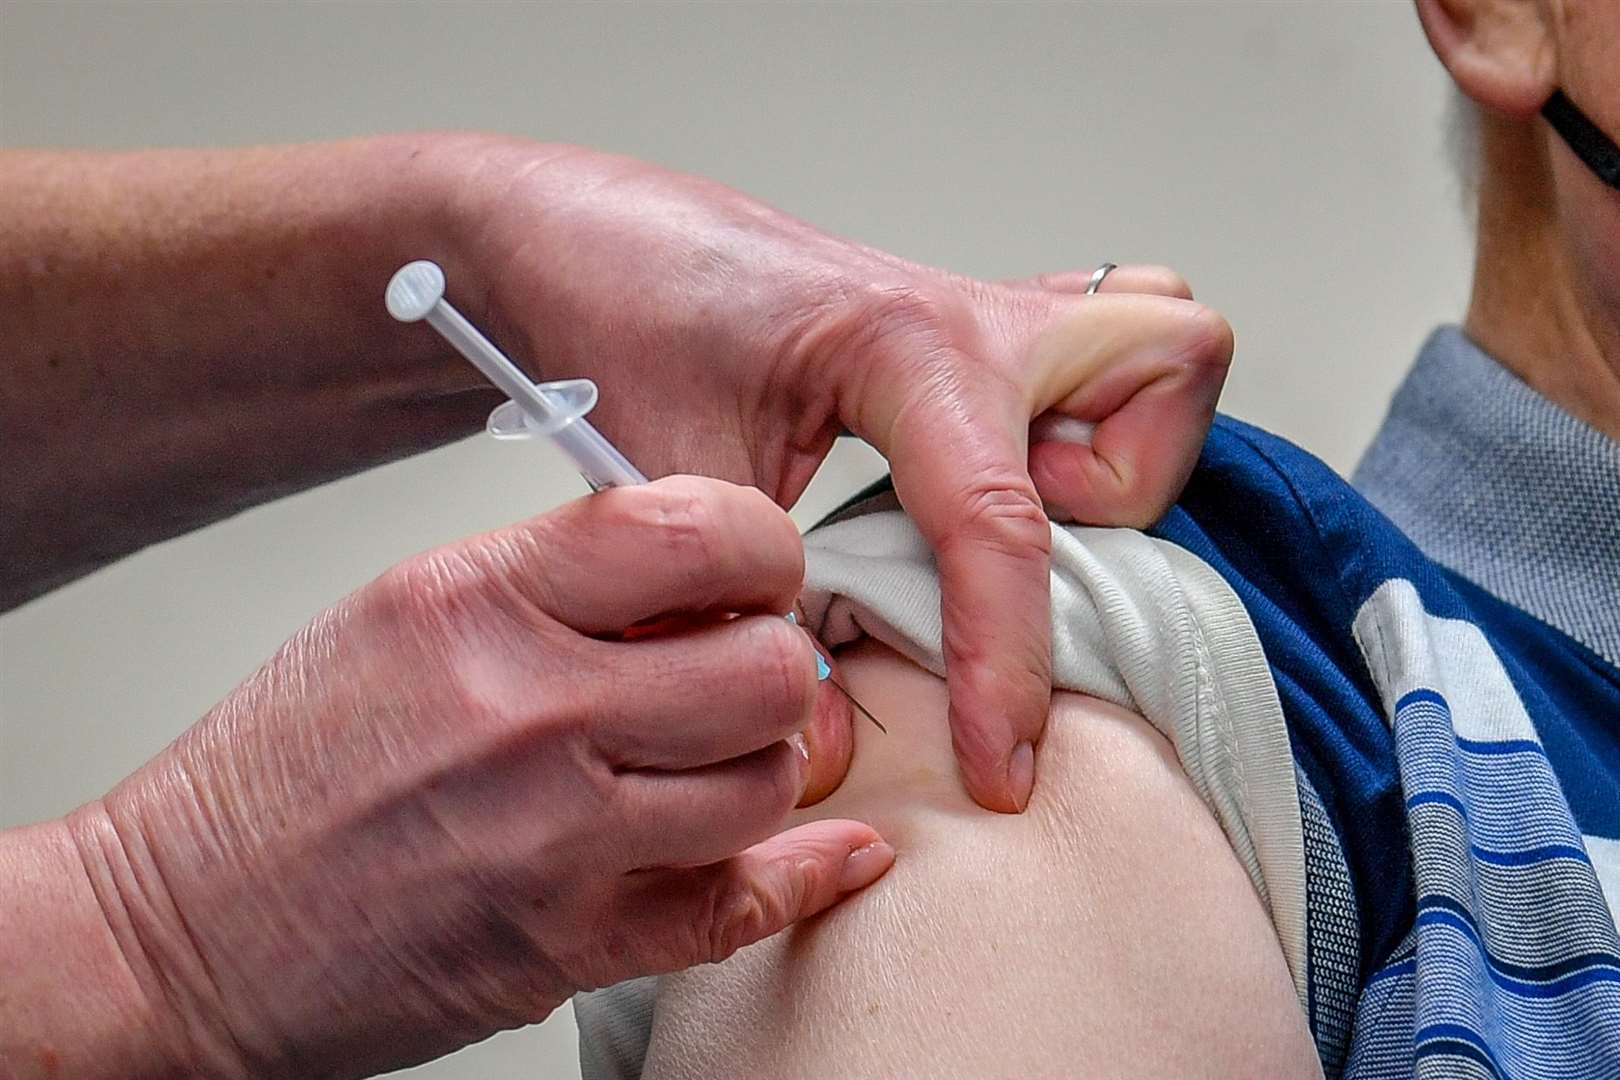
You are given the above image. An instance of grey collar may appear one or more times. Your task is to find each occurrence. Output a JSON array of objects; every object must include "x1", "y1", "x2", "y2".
[{"x1": 1353, "y1": 326, "x2": 1620, "y2": 666}]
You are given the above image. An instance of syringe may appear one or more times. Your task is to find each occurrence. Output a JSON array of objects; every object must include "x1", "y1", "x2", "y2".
[
  {"x1": 384, "y1": 260, "x2": 884, "y2": 733},
  {"x1": 385, "y1": 260, "x2": 646, "y2": 491}
]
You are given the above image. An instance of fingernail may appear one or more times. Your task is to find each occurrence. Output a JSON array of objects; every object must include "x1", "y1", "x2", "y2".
[
  {"x1": 789, "y1": 731, "x2": 812, "y2": 801},
  {"x1": 1007, "y1": 740, "x2": 1035, "y2": 812},
  {"x1": 838, "y1": 841, "x2": 895, "y2": 892}
]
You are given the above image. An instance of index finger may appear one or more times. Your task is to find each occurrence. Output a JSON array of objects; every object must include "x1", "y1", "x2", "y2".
[
  {"x1": 875, "y1": 295, "x2": 1229, "y2": 814},
  {"x1": 886, "y1": 370, "x2": 1052, "y2": 813},
  {"x1": 516, "y1": 475, "x2": 805, "y2": 633}
]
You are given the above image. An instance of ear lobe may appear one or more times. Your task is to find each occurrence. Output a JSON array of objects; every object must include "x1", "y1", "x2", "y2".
[{"x1": 1416, "y1": 0, "x2": 1557, "y2": 119}]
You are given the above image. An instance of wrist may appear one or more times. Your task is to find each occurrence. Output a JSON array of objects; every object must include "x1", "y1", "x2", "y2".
[
  {"x1": 404, "y1": 133, "x2": 602, "y2": 366},
  {"x1": 0, "y1": 816, "x2": 220, "y2": 1079},
  {"x1": 308, "y1": 132, "x2": 488, "y2": 391}
]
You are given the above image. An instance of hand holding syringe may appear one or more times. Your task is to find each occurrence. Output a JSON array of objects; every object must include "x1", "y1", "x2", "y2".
[{"x1": 386, "y1": 260, "x2": 883, "y2": 730}]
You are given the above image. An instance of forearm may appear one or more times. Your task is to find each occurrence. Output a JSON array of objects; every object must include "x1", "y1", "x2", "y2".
[
  {"x1": 0, "y1": 137, "x2": 508, "y2": 608},
  {"x1": 0, "y1": 817, "x2": 200, "y2": 1079}
]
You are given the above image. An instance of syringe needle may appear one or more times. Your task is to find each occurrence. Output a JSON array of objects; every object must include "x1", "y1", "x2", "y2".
[{"x1": 829, "y1": 676, "x2": 887, "y2": 734}]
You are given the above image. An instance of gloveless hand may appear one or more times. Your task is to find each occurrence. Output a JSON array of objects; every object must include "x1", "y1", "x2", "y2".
[
  {"x1": 65, "y1": 477, "x2": 892, "y2": 1079},
  {"x1": 428, "y1": 137, "x2": 1234, "y2": 811}
]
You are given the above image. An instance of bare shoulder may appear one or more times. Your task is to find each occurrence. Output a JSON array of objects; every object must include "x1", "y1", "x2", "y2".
[{"x1": 645, "y1": 640, "x2": 1323, "y2": 1080}]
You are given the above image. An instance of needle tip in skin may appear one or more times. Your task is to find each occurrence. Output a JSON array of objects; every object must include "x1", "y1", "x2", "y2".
[{"x1": 831, "y1": 677, "x2": 887, "y2": 734}]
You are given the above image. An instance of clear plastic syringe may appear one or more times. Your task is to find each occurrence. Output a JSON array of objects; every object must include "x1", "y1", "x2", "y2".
[{"x1": 385, "y1": 260, "x2": 647, "y2": 491}]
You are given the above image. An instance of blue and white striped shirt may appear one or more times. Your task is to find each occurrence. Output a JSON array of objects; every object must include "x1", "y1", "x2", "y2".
[{"x1": 1154, "y1": 327, "x2": 1620, "y2": 1077}]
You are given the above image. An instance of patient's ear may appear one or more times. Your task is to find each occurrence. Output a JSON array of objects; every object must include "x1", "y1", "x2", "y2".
[{"x1": 1416, "y1": 0, "x2": 1556, "y2": 118}]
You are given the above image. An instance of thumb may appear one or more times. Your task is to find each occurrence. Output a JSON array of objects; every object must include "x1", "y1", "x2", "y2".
[
  {"x1": 1021, "y1": 293, "x2": 1233, "y2": 527},
  {"x1": 616, "y1": 820, "x2": 893, "y2": 974}
]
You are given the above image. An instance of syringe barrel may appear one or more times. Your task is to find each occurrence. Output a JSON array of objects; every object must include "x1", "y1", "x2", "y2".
[
  {"x1": 395, "y1": 263, "x2": 646, "y2": 491},
  {"x1": 426, "y1": 302, "x2": 645, "y2": 488},
  {"x1": 551, "y1": 416, "x2": 649, "y2": 490}
]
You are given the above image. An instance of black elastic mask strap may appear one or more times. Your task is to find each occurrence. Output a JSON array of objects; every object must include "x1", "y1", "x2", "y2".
[{"x1": 1542, "y1": 90, "x2": 1620, "y2": 191}]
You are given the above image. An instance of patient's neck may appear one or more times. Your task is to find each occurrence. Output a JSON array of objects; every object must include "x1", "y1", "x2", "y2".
[{"x1": 1465, "y1": 113, "x2": 1620, "y2": 441}]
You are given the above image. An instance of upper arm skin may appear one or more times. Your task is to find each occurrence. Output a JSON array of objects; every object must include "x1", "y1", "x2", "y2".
[{"x1": 643, "y1": 640, "x2": 1322, "y2": 1079}]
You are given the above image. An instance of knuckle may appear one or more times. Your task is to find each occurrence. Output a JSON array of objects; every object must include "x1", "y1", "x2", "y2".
[
  {"x1": 375, "y1": 518, "x2": 563, "y2": 630},
  {"x1": 1179, "y1": 302, "x2": 1236, "y2": 370},
  {"x1": 862, "y1": 280, "x2": 949, "y2": 332},
  {"x1": 951, "y1": 479, "x2": 1053, "y2": 562},
  {"x1": 788, "y1": 276, "x2": 979, "y2": 441},
  {"x1": 367, "y1": 540, "x2": 582, "y2": 728},
  {"x1": 551, "y1": 886, "x2": 626, "y2": 989},
  {"x1": 365, "y1": 552, "x2": 515, "y2": 719},
  {"x1": 371, "y1": 546, "x2": 488, "y2": 634},
  {"x1": 701, "y1": 881, "x2": 775, "y2": 964},
  {"x1": 745, "y1": 619, "x2": 815, "y2": 721},
  {"x1": 834, "y1": 281, "x2": 957, "y2": 367},
  {"x1": 1142, "y1": 264, "x2": 1195, "y2": 300}
]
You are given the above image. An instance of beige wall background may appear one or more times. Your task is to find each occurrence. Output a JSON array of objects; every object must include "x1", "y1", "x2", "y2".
[{"x1": 1, "y1": 2, "x2": 1470, "y2": 1077}]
